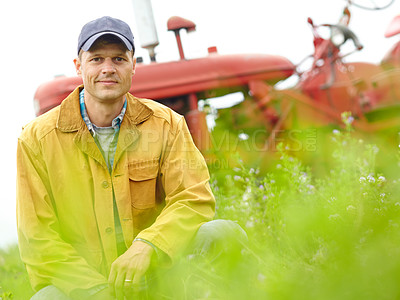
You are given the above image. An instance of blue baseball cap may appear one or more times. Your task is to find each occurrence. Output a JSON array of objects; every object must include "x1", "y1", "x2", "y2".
[{"x1": 77, "y1": 16, "x2": 135, "y2": 55}]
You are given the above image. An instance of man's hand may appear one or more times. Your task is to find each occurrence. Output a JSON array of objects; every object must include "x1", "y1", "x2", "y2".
[{"x1": 108, "y1": 240, "x2": 154, "y2": 300}]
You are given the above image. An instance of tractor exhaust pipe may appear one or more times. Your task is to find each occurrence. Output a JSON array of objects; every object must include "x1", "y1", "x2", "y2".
[{"x1": 132, "y1": 0, "x2": 159, "y2": 62}]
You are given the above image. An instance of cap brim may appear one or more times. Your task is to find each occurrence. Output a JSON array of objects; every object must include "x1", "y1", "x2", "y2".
[{"x1": 81, "y1": 31, "x2": 133, "y2": 52}]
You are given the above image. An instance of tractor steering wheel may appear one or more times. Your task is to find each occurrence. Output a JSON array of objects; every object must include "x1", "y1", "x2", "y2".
[
  {"x1": 346, "y1": 0, "x2": 394, "y2": 10},
  {"x1": 325, "y1": 24, "x2": 363, "y2": 51}
]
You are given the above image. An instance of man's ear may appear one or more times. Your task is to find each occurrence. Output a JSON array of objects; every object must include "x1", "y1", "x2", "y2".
[
  {"x1": 132, "y1": 57, "x2": 136, "y2": 76},
  {"x1": 74, "y1": 58, "x2": 82, "y2": 76}
]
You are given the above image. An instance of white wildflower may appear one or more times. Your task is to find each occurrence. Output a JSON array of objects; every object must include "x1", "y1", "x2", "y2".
[
  {"x1": 299, "y1": 172, "x2": 308, "y2": 183},
  {"x1": 372, "y1": 145, "x2": 379, "y2": 154},
  {"x1": 246, "y1": 220, "x2": 254, "y2": 228},
  {"x1": 367, "y1": 174, "x2": 375, "y2": 183},
  {"x1": 243, "y1": 186, "x2": 252, "y2": 201},
  {"x1": 328, "y1": 214, "x2": 340, "y2": 221},
  {"x1": 238, "y1": 133, "x2": 249, "y2": 141},
  {"x1": 257, "y1": 273, "x2": 267, "y2": 282},
  {"x1": 307, "y1": 184, "x2": 315, "y2": 191},
  {"x1": 346, "y1": 205, "x2": 356, "y2": 211},
  {"x1": 347, "y1": 115, "x2": 355, "y2": 124}
]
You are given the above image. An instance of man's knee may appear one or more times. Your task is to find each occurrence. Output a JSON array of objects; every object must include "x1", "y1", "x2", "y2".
[
  {"x1": 30, "y1": 285, "x2": 71, "y2": 300},
  {"x1": 190, "y1": 219, "x2": 248, "y2": 260}
]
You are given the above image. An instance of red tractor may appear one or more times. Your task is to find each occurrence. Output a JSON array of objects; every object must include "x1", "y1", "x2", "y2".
[
  {"x1": 248, "y1": 1, "x2": 400, "y2": 149},
  {"x1": 34, "y1": 0, "x2": 400, "y2": 159}
]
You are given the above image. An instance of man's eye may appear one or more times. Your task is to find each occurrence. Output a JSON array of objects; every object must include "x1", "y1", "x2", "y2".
[
  {"x1": 115, "y1": 57, "x2": 124, "y2": 62},
  {"x1": 91, "y1": 57, "x2": 101, "y2": 62}
]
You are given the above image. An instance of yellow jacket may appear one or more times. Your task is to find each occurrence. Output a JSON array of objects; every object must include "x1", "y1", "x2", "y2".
[{"x1": 16, "y1": 86, "x2": 215, "y2": 297}]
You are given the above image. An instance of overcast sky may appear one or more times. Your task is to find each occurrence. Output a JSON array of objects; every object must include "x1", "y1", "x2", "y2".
[{"x1": 1, "y1": 0, "x2": 399, "y2": 247}]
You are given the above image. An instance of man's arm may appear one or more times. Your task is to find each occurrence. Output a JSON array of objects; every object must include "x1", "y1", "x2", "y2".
[
  {"x1": 16, "y1": 138, "x2": 108, "y2": 299},
  {"x1": 105, "y1": 115, "x2": 215, "y2": 299},
  {"x1": 135, "y1": 116, "x2": 216, "y2": 262}
]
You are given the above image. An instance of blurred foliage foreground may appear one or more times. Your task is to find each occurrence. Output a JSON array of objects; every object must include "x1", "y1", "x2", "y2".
[{"x1": 2, "y1": 112, "x2": 400, "y2": 299}]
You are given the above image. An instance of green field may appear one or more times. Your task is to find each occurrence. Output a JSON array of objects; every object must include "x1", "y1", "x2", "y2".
[
  {"x1": 2, "y1": 114, "x2": 400, "y2": 299},
  {"x1": 0, "y1": 245, "x2": 33, "y2": 299}
]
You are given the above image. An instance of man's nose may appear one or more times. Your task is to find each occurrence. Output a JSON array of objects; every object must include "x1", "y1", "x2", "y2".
[{"x1": 101, "y1": 58, "x2": 116, "y2": 73}]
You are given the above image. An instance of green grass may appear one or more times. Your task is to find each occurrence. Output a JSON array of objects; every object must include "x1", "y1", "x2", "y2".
[
  {"x1": 3, "y1": 113, "x2": 400, "y2": 299},
  {"x1": 207, "y1": 114, "x2": 400, "y2": 299},
  {"x1": 0, "y1": 245, "x2": 33, "y2": 299}
]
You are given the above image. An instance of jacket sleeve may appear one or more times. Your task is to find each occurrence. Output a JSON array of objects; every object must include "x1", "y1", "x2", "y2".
[
  {"x1": 16, "y1": 136, "x2": 108, "y2": 299},
  {"x1": 136, "y1": 116, "x2": 216, "y2": 262}
]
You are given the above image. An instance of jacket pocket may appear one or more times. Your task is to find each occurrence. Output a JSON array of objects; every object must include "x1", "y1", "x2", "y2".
[{"x1": 128, "y1": 160, "x2": 159, "y2": 209}]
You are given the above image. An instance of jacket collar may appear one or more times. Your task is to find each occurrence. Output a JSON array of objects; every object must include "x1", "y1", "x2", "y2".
[{"x1": 57, "y1": 85, "x2": 154, "y2": 132}]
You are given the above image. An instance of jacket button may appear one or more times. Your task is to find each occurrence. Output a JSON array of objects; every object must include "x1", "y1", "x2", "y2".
[
  {"x1": 105, "y1": 227, "x2": 113, "y2": 234},
  {"x1": 102, "y1": 181, "x2": 109, "y2": 188}
]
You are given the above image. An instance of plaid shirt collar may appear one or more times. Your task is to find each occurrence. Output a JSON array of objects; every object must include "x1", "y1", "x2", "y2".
[{"x1": 79, "y1": 89, "x2": 127, "y2": 136}]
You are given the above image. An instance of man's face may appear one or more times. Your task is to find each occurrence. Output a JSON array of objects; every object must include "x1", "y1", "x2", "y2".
[{"x1": 74, "y1": 42, "x2": 135, "y2": 104}]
